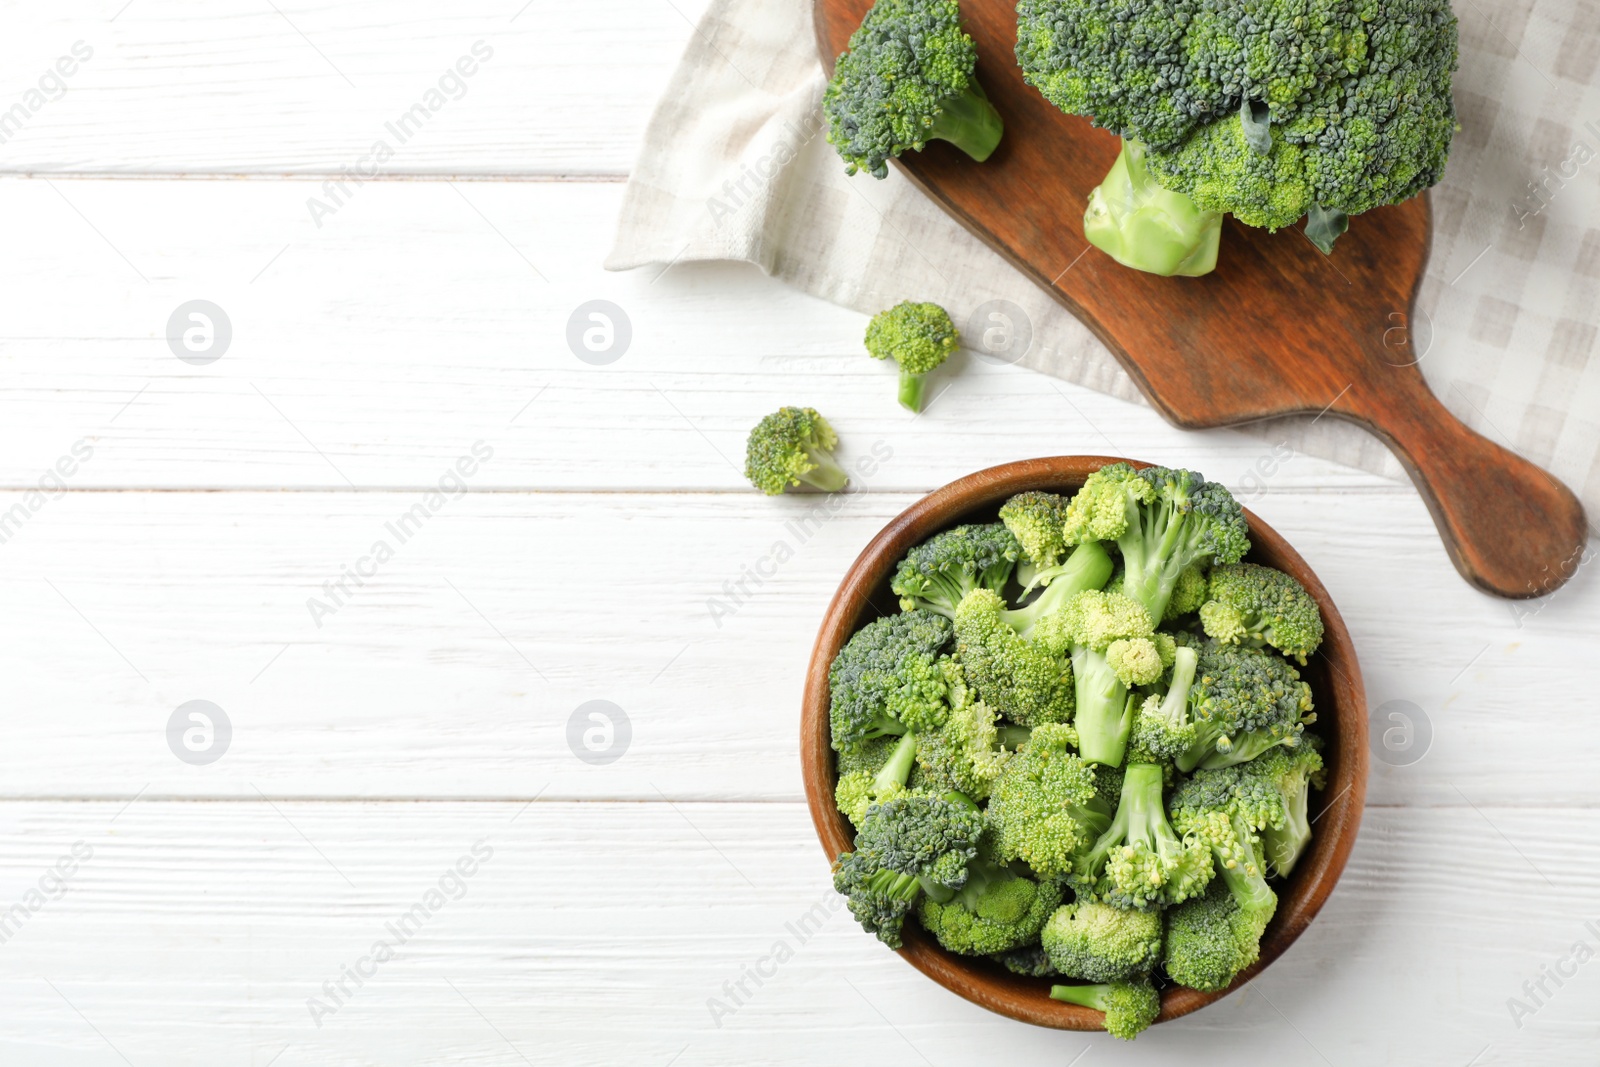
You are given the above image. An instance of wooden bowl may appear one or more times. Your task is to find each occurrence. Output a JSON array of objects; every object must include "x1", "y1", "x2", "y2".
[{"x1": 800, "y1": 456, "x2": 1368, "y2": 1030}]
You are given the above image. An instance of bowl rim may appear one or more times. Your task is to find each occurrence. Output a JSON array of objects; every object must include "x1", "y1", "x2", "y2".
[{"x1": 799, "y1": 455, "x2": 1368, "y2": 1030}]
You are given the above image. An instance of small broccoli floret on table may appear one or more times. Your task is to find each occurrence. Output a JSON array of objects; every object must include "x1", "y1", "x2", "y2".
[
  {"x1": 1071, "y1": 762, "x2": 1212, "y2": 908},
  {"x1": 892, "y1": 523, "x2": 1020, "y2": 617},
  {"x1": 834, "y1": 792, "x2": 986, "y2": 948},
  {"x1": 984, "y1": 723, "x2": 1110, "y2": 877},
  {"x1": 1172, "y1": 633, "x2": 1315, "y2": 772},
  {"x1": 1041, "y1": 900, "x2": 1162, "y2": 982},
  {"x1": 918, "y1": 856, "x2": 1062, "y2": 954},
  {"x1": 828, "y1": 611, "x2": 955, "y2": 753},
  {"x1": 1062, "y1": 464, "x2": 1250, "y2": 628},
  {"x1": 1238, "y1": 736, "x2": 1326, "y2": 877},
  {"x1": 864, "y1": 301, "x2": 959, "y2": 412},
  {"x1": 1030, "y1": 588, "x2": 1165, "y2": 766},
  {"x1": 824, "y1": 0, "x2": 1003, "y2": 180},
  {"x1": 1049, "y1": 978, "x2": 1161, "y2": 1040},
  {"x1": 743, "y1": 406, "x2": 849, "y2": 496},
  {"x1": 953, "y1": 588, "x2": 1074, "y2": 727},
  {"x1": 1199, "y1": 562, "x2": 1325, "y2": 665}
]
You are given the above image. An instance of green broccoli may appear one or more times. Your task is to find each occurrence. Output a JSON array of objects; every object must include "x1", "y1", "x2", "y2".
[
  {"x1": 918, "y1": 856, "x2": 1062, "y2": 954},
  {"x1": 1016, "y1": 0, "x2": 1458, "y2": 273},
  {"x1": 1071, "y1": 762, "x2": 1212, "y2": 908},
  {"x1": 1031, "y1": 588, "x2": 1169, "y2": 766},
  {"x1": 1082, "y1": 139, "x2": 1222, "y2": 277},
  {"x1": 915, "y1": 678, "x2": 1012, "y2": 801},
  {"x1": 836, "y1": 732, "x2": 921, "y2": 827},
  {"x1": 1062, "y1": 464, "x2": 1250, "y2": 629},
  {"x1": 985, "y1": 723, "x2": 1110, "y2": 877},
  {"x1": 744, "y1": 406, "x2": 849, "y2": 495},
  {"x1": 1241, "y1": 736, "x2": 1327, "y2": 878},
  {"x1": 828, "y1": 611, "x2": 955, "y2": 752},
  {"x1": 1173, "y1": 633, "x2": 1315, "y2": 772},
  {"x1": 1049, "y1": 978, "x2": 1161, "y2": 1040},
  {"x1": 1164, "y1": 767, "x2": 1282, "y2": 990},
  {"x1": 992, "y1": 943, "x2": 1059, "y2": 977},
  {"x1": 833, "y1": 791, "x2": 986, "y2": 948},
  {"x1": 1000, "y1": 491, "x2": 1072, "y2": 587},
  {"x1": 1199, "y1": 563, "x2": 1325, "y2": 665},
  {"x1": 864, "y1": 301, "x2": 959, "y2": 412},
  {"x1": 824, "y1": 0, "x2": 1003, "y2": 180},
  {"x1": 1040, "y1": 900, "x2": 1162, "y2": 982},
  {"x1": 953, "y1": 588, "x2": 1073, "y2": 726},
  {"x1": 892, "y1": 523, "x2": 1020, "y2": 618},
  {"x1": 1127, "y1": 644, "x2": 1199, "y2": 765}
]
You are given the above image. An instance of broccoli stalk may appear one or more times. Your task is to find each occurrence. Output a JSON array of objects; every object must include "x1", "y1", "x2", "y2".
[
  {"x1": 1004, "y1": 541, "x2": 1114, "y2": 632},
  {"x1": 835, "y1": 732, "x2": 921, "y2": 826},
  {"x1": 1073, "y1": 763, "x2": 1212, "y2": 908},
  {"x1": 1083, "y1": 140, "x2": 1222, "y2": 278},
  {"x1": 744, "y1": 406, "x2": 849, "y2": 495},
  {"x1": 925, "y1": 80, "x2": 1003, "y2": 163},
  {"x1": 1031, "y1": 588, "x2": 1170, "y2": 765},
  {"x1": 1049, "y1": 979, "x2": 1160, "y2": 1040}
]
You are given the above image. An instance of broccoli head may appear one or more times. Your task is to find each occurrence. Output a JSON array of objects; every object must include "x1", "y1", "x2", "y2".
[
  {"x1": 1240, "y1": 736, "x2": 1327, "y2": 878},
  {"x1": 1164, "y1": 767, "x2": 1282, "y2": 989},
  {"x1": 953, "y1": 588, "x2": 1074, "y2": 726},
  {"x1": 1049, "y1": 978, "x2": 1161, "y2": 1040},
  {"x1": 1173, "y1": 633, "x2": 1315, "y2": 772},
  {"x1": 1063, "y1": 464, "x2": 1249, "y2": 629},
  {"x1": 864, "y1": 301, "x2": 959, "y2": 412},
  {"x1": 1000, "y1": 490, "x2": 1072, "y2": 581},
  {"x1": 828, "y1": 611, "x2": 954, "y2": 752},
  {"x1": 915, "y1": 682, "x2": 1012, "y2": 801},
  {"x1": 1041, "y1": 900, "x2": 1162, "y2": 982},
  {"x1": 991, "y1": 943, "x2": 1059, "y2": 977},
  {"x1": 1199, "y1": 563, "x2": 1325, "y2": 665},
  {"x1": 744, "y1": 406, "x2": 849, "y2": 495},
  {"x1": 892, "y1": 523, "x2": 1020, "y2": 617},
  {"x1": 985, "y1": 723, "x2": 1110, "y2": 877},
  {"x1": 1016, "y1": 0, "x2": 1458, "y2": 272},
  {"x1": 836, "y1": 732, "x2": 921, "y2": 827},
  {"x1": 834, "y1": 791, "x2": 986, "y2": 947},
  {"x1": 918, "y1": 857, "x2": 1063, "y2": 954},
  {"x1": 824, "y1": 0, "x2": 1003, "y2": 180}
]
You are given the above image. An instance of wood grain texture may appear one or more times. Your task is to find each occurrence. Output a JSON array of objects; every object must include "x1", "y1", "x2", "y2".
[
  {"x1": 812, "y1": 0, "x2": 1589, "y2": 599},
  {"x1": 801, "y1": 457, "x2": 1366, "y2": 1031}
]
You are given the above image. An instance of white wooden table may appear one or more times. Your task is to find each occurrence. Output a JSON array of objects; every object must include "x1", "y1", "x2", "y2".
[{"x1": 0, "y1": 3, "x2": 1594, "y2": 1064}]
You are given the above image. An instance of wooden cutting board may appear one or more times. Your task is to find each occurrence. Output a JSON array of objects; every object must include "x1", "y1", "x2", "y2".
[{"x1": 814, "y1": 0, "x2": 1589, "y2": 598}]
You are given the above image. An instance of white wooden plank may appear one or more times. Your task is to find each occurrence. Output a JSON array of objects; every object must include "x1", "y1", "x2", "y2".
[
  {"x1": 0, "y1": 176, "x2": 1403, "y2": 494},
  {"x1": 0, "y1": 0, "x2": 705, "y2": 175},
  {"x1": 0, "y1": 488, "x2": 1591, "y2": 804},
  {"x1": 0, "y1": 800, "x2": 1592, "y2": 1065}
]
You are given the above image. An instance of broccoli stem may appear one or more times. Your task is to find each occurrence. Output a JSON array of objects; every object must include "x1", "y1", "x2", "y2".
[
  {"x1": 872, "y1": 732, "x2": 920, "y2": 795},
  {"x1": 898, "y1": 369, "x2": 929, "y2": 412},
  {"x1": 1072, "y1": 651, "x2": 1134, "y2": 766},
  {"x1": 797, "y1": 448, "x2": 850, "y2": 492},
  {"x1": 997, "y1": 724, "x2": 1032, "y2": 749},
  {"x1": 1157, "y1": 645, "x2": 1198, "y2": 724},
  {"x1": 1216, "y1": 844, "x2": 1276, "y2": 916},
  {"x1": 927, "y1": 81, "x2": 1003, "y2": 163},
  {"x1": 1049, "y1": 983, "x2": 1112, "y2": 1010},
  {"x1": 1083, "y1": 140, "x2": 1222, "y2": 278},
  {"x1": 1262, "y1": 779, "x2": 1312, "y2": 877},
  {"x1": 1006, "y1": 541, "x2": 1115, "y2": 633}
]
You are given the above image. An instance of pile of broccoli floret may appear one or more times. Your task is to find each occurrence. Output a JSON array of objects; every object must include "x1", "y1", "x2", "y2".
[{"x1": 828, "y1": 461, "x2": 1328, "y2": 1039}]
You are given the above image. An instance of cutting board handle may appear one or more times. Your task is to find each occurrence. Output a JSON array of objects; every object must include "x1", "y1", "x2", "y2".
[{"x1": 1337, "y1": 367, "x2": 1589, "y2": 599}]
